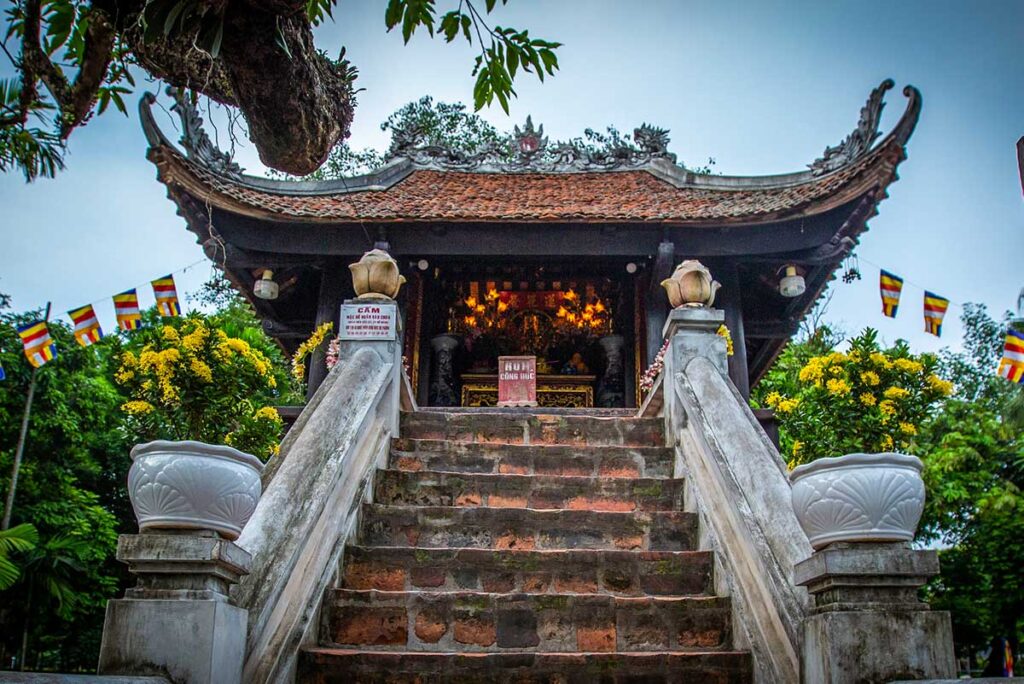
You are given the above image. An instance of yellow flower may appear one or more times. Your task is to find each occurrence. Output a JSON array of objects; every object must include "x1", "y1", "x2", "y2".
[
  {"x1": 826, "y1": 378, "x2": 852, "y2": 396},
  {"x1": 869, "y1": 352, "x2": 893, "y2": 369},
  {"x1": 883, "y1": 386, "x2": 910, "y2": 400},
  {"x1": 121, "y1": 400, "x2": 154, "y2": 415},
  {"x1": 826, "y1": 352, "x2": 847, "y2": 365},
  {"x1": 292, "y1": 322, "x2": 334, "y2": 382},
  {"x1": 764, "y1": 392, "x2": 783, "y2": 409},
  {"x1": 859, "y1": 392, "x2": 877, "y2": 407},
  {"x1": 181, "y1": 325, "x2": 209, "y2": 353},
  {"x1": 860, "y1": 371, "x2": 880, "y2": 386},
  {"x1": 776, "y1": 398, "x2": 800, "y2": 414},
  {"x1": 161, "y1": 326, "x2": 180, "y2": 343},
  {"x1": 716, "y1": 325, "x2": 734, "y2": 356},
  {"x1": 880, "y1": 434, "x2": 895, "y2": 450},
  {"x1": 792, "y1": 440, "x2": 804, "y2": 458},
  {"x1": 894, "y1": 358, "x2": 924, "y2": 374},
  {"x1": 879, "y1": 400, "x2": 897, "y2": 419},
  {"x1": 255, "y1": 406, "x2": 281, "y2": 422},
  {"x1": 799, "y1": 358, "x2": 825, "y2": 384},
  {"x1": 899, "y1": 422, "x2": 917, "y2": 436},
  {"x1": 190, "y1": 358, "x2": 213, "y2": 383},
  {"x1": 926, "y1": 374, "x2": 953, "y2": 396}
]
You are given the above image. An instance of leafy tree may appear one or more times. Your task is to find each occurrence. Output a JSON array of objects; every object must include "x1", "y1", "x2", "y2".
[
  {"x1": 0, "y1": 522, "x2": 37, "y2": 589},
  {"x1": 0, "y1": 0, "x2": 561, "y2": 179},
  {"x1": 0, "y1": 290, "x2": 297, "y2": 670},
  {"x1": 283, "y1": 95, "x2": 717, "y2": 181},
  {"x1": 0, "y1": 311, "x2": 124, "y2": 670},
  {"x1": 917, "y1": 304, "x2": 1024, "y2": 664}
]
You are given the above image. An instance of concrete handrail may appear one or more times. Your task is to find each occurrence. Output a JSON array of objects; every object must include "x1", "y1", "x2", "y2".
[
  {"x1": 233, "y1": 340, "x2": 401, "y2": 684},
  {"x1": 666, "y1": 355, "x2": 812, "y2": 683}
]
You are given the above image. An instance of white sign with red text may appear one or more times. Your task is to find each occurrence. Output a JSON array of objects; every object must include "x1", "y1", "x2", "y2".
[{"x1": 339, "y1": 304, "x2": 397, "y2": 340}]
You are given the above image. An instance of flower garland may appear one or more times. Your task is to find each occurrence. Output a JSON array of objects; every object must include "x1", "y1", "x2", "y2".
[
  {"x1": 292, "y1": 322, "x2": 334, "y2": 382},
  {"x1": 639, "y1": 324, "x2": 735, "y2": 396}
]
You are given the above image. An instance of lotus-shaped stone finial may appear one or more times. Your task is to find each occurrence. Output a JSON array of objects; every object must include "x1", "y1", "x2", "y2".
[
  {"x1": 661, "y1": 260, "x2": 721, "y2": 308},
  {"x1": 349, "y1": 249, "x2": 406, "y2": 301}
]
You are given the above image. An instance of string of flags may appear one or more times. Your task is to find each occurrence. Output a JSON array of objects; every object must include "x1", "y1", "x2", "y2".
[
  {"x1": 3, "y1": 266, "x2": 196, "y2": 377},
  {"x1": 998, "y1": 329, "x2": 1024, "y2": 384},
  {"x1": 877, "y1": 270, "x2": 952, "y2": 339}
]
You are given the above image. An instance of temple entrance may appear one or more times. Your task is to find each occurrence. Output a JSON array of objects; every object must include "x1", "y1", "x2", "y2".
[{"x1": 409, "y1": 259, "x2": 642, "y2": 409}]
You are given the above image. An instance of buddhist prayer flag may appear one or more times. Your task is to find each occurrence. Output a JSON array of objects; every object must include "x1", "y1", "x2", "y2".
[
  {"x1": 113, "y1": 289, "x2": 142, "y2": 330},
  {"x1": 879, "y1": 270, "x2": 904, "y2": 318},
  {"x1": 68, "y1": 304, "x2": 104, "y2": 347},
  {"x1": 997, "y1": 329, "x2": 1024, "y2": 384},
  {"x1": 17, "y1": 320, "x2": 56, "y2": 368},
  {"x1": 923, "y1": 291, "x2": 950, "y2": 337},
  {"x1": 151, "y1": 275, "x2": 180, "y2": 317}
]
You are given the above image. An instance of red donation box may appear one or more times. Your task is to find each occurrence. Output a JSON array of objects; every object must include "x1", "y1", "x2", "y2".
[{"x1": 498, "y1": 356, "x2": 537, "y2": 407}]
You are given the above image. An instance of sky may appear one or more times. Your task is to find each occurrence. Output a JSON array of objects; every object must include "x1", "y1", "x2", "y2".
[{"x1": 1, "y1": 0, "x2": 1022, "y2": 355}]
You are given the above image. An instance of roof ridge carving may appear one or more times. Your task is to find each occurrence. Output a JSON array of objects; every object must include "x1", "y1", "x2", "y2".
[{"x1": 139, "y1": 80, "x2": 919, "y2": 193}]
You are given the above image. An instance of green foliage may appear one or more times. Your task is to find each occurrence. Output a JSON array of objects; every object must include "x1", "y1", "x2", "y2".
[
  {"x1": 1, "y1": 0, "x2": 559, "y2": 181},
  {"x1": 756, "y1": 304, "x2": 1024, "y2": 661},
  {"x1": 0, "y1": 522, "x2": 38, "y2": 589},
  {"x1": 0, "y1": 289, "x2": 295, "y2": 668},
  {"x1": 383, "y1": 0, "x2": 560, "y2": 113},
  {"x1": 114, "y1": 316, "x2": 284, "y2": 460},
  {"x1": 761, "y1": 328, "x2": 952, "y2": 466}
]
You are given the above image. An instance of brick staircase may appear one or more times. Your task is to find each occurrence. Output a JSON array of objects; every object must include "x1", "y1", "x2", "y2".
[{"x1": 299, "y1": 410, "x2": 753, "y2": 683}]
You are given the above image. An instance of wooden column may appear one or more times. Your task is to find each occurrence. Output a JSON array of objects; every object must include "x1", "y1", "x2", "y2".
[
  {"x1": 717, "y1": 263, "x2": 750, "y2": 399},
  {"x1": 645, "y1": 241, "x2": 675, "y2": 365},
  {"x1": 306, "y1": 258, "x2": 346, "y2": 399}
]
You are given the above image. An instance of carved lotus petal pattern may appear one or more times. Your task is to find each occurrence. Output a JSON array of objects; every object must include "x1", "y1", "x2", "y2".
[
  {"x1": 128, "y1": 443, "x2": 263, "y2": 540},
  {"x1": 790, "y1": 455, "x2": 925, "y2": 550}
]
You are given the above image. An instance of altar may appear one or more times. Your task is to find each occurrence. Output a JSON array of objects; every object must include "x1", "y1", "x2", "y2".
[{"x1": 460, "y1": 373, "x2": 597, "y2": 408}]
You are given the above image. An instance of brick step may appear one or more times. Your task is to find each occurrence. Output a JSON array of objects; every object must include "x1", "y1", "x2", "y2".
[
  {"x1": 390, "y1": 439, "x2": 674, "y2": 479},
  {"x1": 374, "y1": 471, "x2": 685, "y2": 512},
  {"x1": 400, "y1": 411, "x2": 664, "y2": 447},
  {"x1": 342, "y1": 547, "x2": 713, "y2": 596},
  {"x1": 299, "y1": 649, "x2": 753, "y2": 683},
  {"x1": 325, "y1": 590, "x2": 733, "y2": 654},
  {"x1": 360, "y1": 505, "x2": 697, "y2": 551}
]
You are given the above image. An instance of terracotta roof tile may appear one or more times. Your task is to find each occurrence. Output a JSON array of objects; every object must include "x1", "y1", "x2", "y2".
[{"x1": 160, "y1": 145, "x2": 894, "y2": 224}]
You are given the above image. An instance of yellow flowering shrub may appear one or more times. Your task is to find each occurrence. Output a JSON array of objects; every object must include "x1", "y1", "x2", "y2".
[
  {"x1": 116, "y1": 317, "x2": 283, "y2": 460},
  {"x1": 769, "y1": 328, "x2": 949, "y2": 467}
]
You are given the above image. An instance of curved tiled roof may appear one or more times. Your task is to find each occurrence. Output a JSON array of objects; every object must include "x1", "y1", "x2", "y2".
[{"x1": 142, "y1": 83, "x2": 919, "y2": 227}]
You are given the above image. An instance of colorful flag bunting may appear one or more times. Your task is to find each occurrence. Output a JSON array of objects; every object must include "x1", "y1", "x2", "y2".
[
  {"x1": 68, "y1": 304, "x2": 104, "y2": 347},
  {"x1": 997, "y1": 329, "x2": 1024, "y2": 384},
  {"x1": 923, "y1": 291, "x2": 950, "y2": 337},
  {"x1": 879, "y1": 270, "x2": 904, "y2": 318},
  {"x1": 17, "y1": 320, "x2": 57, "y2": 368},
  {"x1": 113, "y1": 289, "x2": 142, "y2": 330},
  {"x1": 151, "y1": 275, "x2": 181, "y2": 317}
]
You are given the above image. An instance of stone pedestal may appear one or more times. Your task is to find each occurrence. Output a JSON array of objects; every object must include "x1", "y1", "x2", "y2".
[
  {"x1": 429, "y1": 334, "x2": 461, "y2": 407},
  {"x1": 98, "y1": 532, "x2": 251, "y2": 684},
  {"x1": 796, "y1": 543, "x2": 956, "y2": 683},
  {"x1": 663, "y1": 307, "x2": 728, "y2": 377}
]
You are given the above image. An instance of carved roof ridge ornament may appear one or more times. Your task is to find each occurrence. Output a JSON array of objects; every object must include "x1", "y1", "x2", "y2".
[
  {"x1": 389, "y1": 117, "x2": 679, "y2": 173},
  {"x1": 809, "y1": 79, "x2": 895, "y2": 176},
  {"x1": 167, "y1": 86, "x2": 244, "y2": 180}
]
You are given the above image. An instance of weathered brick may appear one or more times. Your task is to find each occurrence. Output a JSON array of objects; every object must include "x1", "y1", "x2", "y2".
[
  {"x1": 453, "y1": 615, "x2": 497, "y2": 647},
  {"x1": 332, "y1": 607, "x2": 407, "y2": 646},
  {"x1": 414, "y1": 610, "x2": 447, "y2": 644},
  {"x1": 497, "y1": 609, "x2": 540, "y2": 648}
]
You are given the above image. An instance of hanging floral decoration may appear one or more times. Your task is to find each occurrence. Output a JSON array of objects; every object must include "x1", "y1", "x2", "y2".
[{"x1": 292, "y1": 322, "x2": 334, "y2": 382}]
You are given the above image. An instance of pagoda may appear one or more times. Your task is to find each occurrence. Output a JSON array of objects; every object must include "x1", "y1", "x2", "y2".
[{"x1": 140, "y1": 80, "x2": 920, "y2": 407}]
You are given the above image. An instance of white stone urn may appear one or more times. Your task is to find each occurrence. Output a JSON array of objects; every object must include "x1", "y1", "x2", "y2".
[
  {"x1": 349, "y1": 249, "x2": 407, "y2": 300},
  {"x1": 661, "y1": 260, "x2": 721, "y2": 308},
  {"x1": 128, "y1": 440, "x2": 264, "y2": 541},
  {"x1": 790, "y1": 452, "x2": 925, "y2": 550}
]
